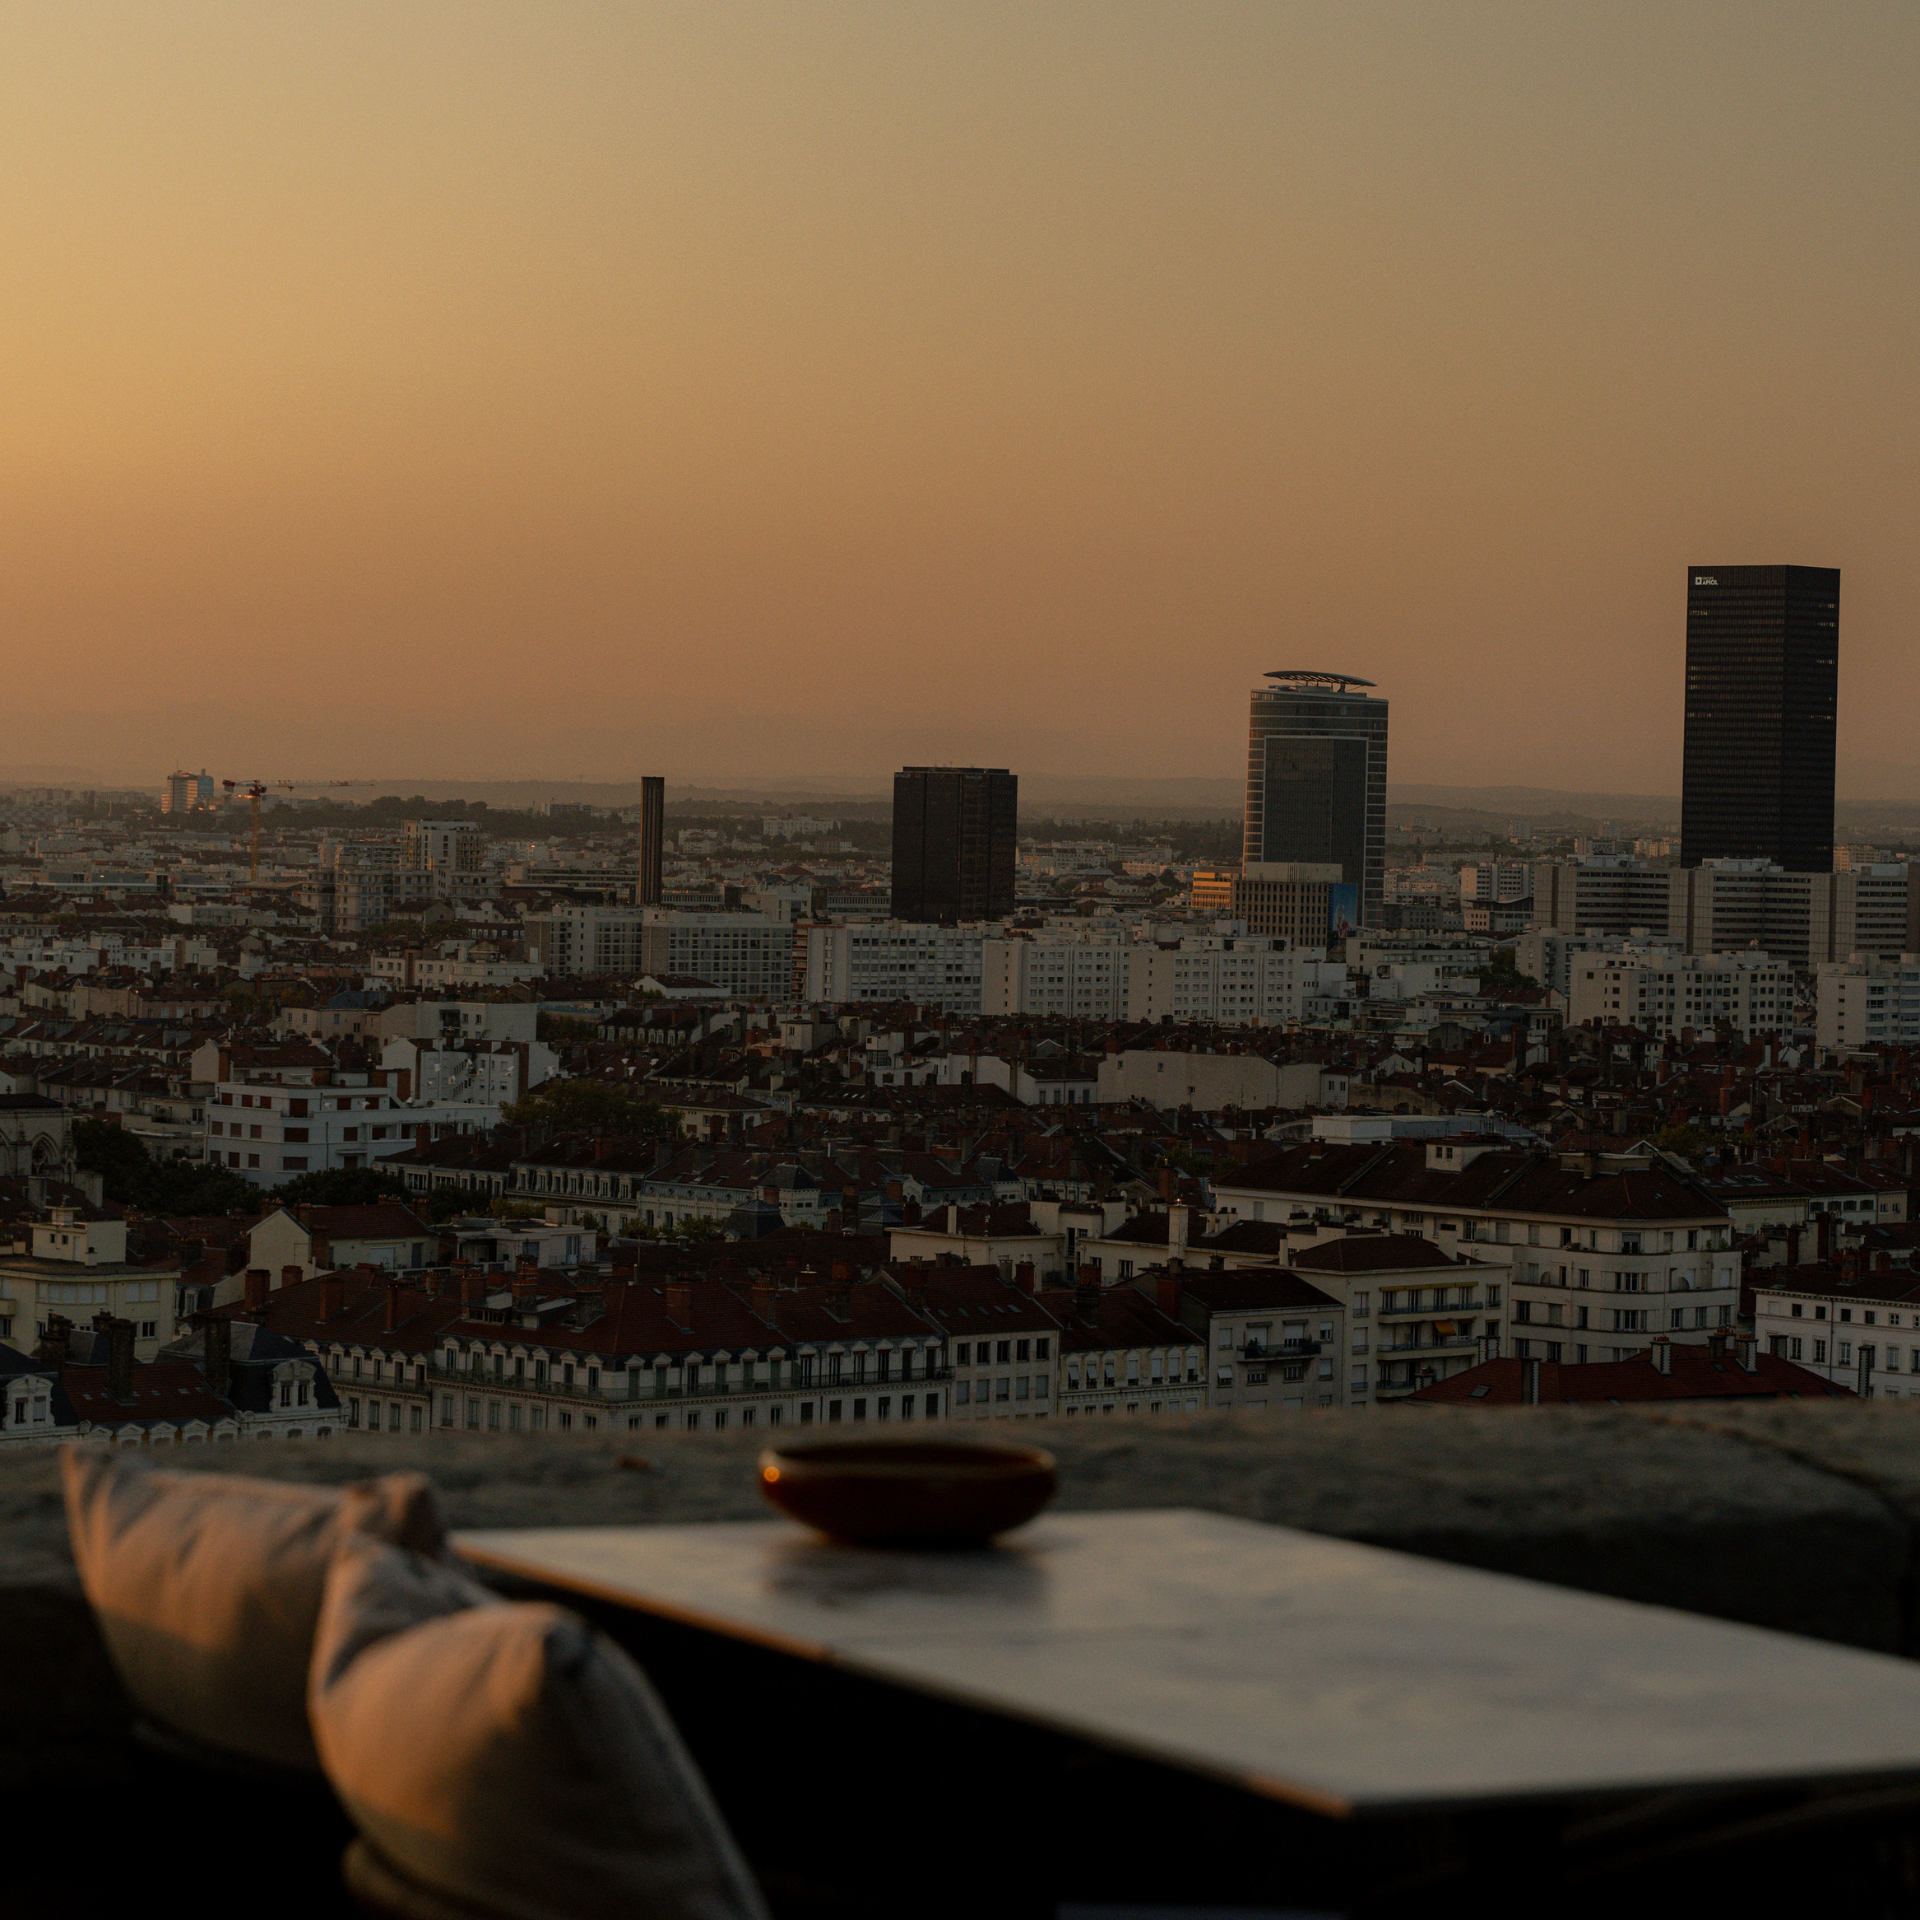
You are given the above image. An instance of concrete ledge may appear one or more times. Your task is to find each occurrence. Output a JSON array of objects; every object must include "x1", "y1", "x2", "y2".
[{"x1": 8, "y1": 1403, "x2": 1920, "y2": 1788}]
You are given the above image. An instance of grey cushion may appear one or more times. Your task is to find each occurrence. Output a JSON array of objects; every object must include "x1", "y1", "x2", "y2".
[
  {"x1": 310, "y1": 1534, "x2": 767, "y2": 1920},
  {"x1": 62, "y1": 1448, "x2": 444, "y2": 1771}
]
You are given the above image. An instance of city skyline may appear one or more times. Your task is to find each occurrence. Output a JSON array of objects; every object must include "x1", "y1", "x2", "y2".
[{"x1": 2, "y1": 5, "x2": 1914, "y2": 793}]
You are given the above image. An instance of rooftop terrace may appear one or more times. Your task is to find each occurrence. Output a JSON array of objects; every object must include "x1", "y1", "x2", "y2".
[{"x1": 14, "y1": 1404, "x2": 1920, "y2": 1915}]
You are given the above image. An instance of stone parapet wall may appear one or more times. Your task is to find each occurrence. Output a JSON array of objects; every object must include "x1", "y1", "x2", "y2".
[{"x1": 7, "y1": 1402, "x2": 1920, "y2": 1788}]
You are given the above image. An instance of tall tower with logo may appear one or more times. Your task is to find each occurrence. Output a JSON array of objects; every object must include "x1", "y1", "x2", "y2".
[{"x1": 1681, "y1": 566, "x2": 1838, "y2": 871}]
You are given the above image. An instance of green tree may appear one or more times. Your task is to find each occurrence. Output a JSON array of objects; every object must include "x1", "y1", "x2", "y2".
[
  {"x1": 537, "y1": 1013, "x2": 601, "y2": 1045},
  {"x1": 1476, "y1": 956, "x2": 1540, "y2": 995},
  {"x1": 73, "y1": 1118, "x2": 260, "y2": 1215},
  {"x1": 487, "y1": 1196, "x2": 546, "y2": 1220},
  {"x1": 500, "y1": 1079, "x2": 675, "y2": 1137},
  {"x1": 420, "y1": 1183, "x2": 503, "y2": 1222},
  {"x1": 1653, "y1": 1123, "x2": 1709, "y2": 1158},
  {"x1": 271, "y1": 1166, "x2": 411, "y2": 1210}
]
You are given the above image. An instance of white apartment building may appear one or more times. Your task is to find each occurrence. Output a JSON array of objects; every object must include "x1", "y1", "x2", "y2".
[
  {"x1": 378, "y1": 1036, "x2": 559, "y2": 1108},
  {"x1": 801, "y1": 923, "x2": 988, "y2": 1014},
  {"x1": 376, "y1": 1001, "x2": 541, "y2": 1044},
  {"x1": 1213, "y1": 1140, "x2": 1741, "y2": 1366},
  {"x1": 1531, "y1": 856, "x2": 1674, "y2": 937},
  {"x1": 1347, "y1": 934, "x2": 1492, "y2": 984},
  {"x1": 981, "y1": 934, "x2": 1127, "y2": 1020},
  {"x1": 523, "y1": 906, "x2": 785, "y2": 997},
  {"x1": 1817, "y1": 956, "x2": 1920, "y2": 1051},
  {"x1": 1669, "y1": 862, "x2": 1915, "y2": 967},
  {"x1": 641, "y1": 909, "x2": 787, "y2": 1000},
  {"x1": 524, "y1": 905, "x2": 646, "y2": 976},
  {"x1": 1511, "y1": 929, "x2": 1683, "y2": 998},
  {"x1": 1124, "y1": 937, "x2": 1342, "y2": 1026},
  {"x1": 368, "y1": 949, "x2": 542, "y2": 990},
  {"x1": 404, "y1": 820, "x2": 483, "y2": 871},
  {"x1": 1753, "y1": 1267, "x2": 1920, "y2": 1400},
  {"x1": 204, "y1": 1077, "x2": 489, "y2": 1186},
  {"x1": 1096, "y1": 1051, "x2": 1350, "y2": 1112},
  {"x1": 1568, "y1": 952, "x2": 1789, "y2": 1039},
  {"x1": 1460, "y1": 861, "x2": 1532, "y2": 903}
]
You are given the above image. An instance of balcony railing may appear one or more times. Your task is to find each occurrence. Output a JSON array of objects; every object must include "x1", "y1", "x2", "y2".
[
  {"x1": 428, "y1": 1363, "x2": 952, "y2": 1404},
  {"x1": 1241, "y1": 1339, "x2": 1321, "y2": 1359},
  {"x1": 1375, "y1": 1336, "x2": 1483, "y2": 1357},
  {"x1": 1377, "y1": 1299, "x2": 1486, "y2": 1319}
]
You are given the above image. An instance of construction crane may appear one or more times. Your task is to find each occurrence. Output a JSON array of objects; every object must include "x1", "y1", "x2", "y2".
[{"x1": 223, "y1": 778, "x2": 368, "y2": 883}]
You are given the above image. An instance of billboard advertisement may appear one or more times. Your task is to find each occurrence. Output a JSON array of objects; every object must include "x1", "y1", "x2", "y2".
[{"x1": 1327, "y1": 883, "x2": 1359, "y2": 945}]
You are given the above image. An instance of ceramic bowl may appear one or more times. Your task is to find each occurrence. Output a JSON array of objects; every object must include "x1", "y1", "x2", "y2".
[{"x1": 757, "y1": 1439, "x2": 1058, "y2": 1546}]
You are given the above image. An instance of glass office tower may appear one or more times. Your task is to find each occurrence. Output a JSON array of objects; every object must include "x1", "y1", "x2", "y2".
[
  {"x1": 891, "y1": 767, "x2": 1018, "y2": 923},
  {"x1": 1681, "y1": 566, "x2": 1839, "y2": 872},
  {"x1": 1244, "y1": 673, "x2": 1389, "y2": 926}
]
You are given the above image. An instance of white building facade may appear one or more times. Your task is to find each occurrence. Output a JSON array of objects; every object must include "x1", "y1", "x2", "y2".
[
  {"x1": 1817, "y1": 956, "x2": 1920, "y2": 1051},
  {"x1": 981, "y1": 934, "x2": 1127, "y2": 1020},
  {"x1": 1125, "y1": 937, "x2": 1342, "y2": 1026},
  {"x1": 204, "y1": 1078, "x2": 489, "y2": 1186},
  {"x1": 801, "y1": 923, "x2": 989, "y2": 1013},
  {"x1": 1567, "y1": 952, "x2": 1789, "y2": 1039}
]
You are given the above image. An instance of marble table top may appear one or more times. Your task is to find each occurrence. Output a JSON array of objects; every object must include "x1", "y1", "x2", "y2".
[{"x1": 455, "y1": 1507, "x2": 1920, "y2": 1816}]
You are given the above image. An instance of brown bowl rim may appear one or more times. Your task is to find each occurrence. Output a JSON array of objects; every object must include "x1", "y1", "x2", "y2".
[{"x1": 759, "y1": 1440, "x2": 1056, "y2": 1484}]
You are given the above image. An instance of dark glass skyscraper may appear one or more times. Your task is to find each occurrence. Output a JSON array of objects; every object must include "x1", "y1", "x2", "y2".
[
  {"x1": 636, "y1": 774, "x2": 665, "y2": 907},
  {"x1": 1244, "y1": 673, "x2": 1388, "y2": 925},
  {"x1": 891, "y1": 767, "x2": 1017, "y2": 923},
  {"x1": 1681, "y1": 566, "x2": 1838, "y2": 872}
]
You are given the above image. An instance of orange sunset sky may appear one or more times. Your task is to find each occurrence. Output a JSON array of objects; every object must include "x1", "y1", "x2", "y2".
[{"x1": 4, "y1": 3, "x2": 1916, "y2": 794}]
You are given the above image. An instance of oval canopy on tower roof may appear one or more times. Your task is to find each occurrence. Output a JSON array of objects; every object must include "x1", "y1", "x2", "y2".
[{"x1": 1262, "y1": 671, "x2": 1377, "y2": 693}]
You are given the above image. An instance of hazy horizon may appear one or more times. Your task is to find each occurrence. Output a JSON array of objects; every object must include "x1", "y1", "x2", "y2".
[{"x1": 6, "y1": 4, "x2": 1916, "y2": 794}]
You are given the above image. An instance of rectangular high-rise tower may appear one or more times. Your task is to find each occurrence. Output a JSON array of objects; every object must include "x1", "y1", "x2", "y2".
[
  {"x1": 890, "y1": 768, "x2": 1017, "y2": 923},
  {"x1": 1681, "y1": 566, "x2": 1838, "y2": 872},
  {"x1": 636, "y1": 775, "x2": 665, "y2": 907},
  {"x1": 1244, "y1": 673, "x2": 1388, "y2": 927}
]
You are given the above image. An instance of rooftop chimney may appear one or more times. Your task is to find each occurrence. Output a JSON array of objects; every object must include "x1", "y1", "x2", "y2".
[
  {"x1": 96, "y1": 1313, "x2": 136, "y2": 1401},
  {"x1": 243, "y1": 1268, "x2": 270, "y2": 1312},
  {"x1": 1075, "y1": 1282, "x2": 1101, "y2": 1327},
  {"x1": 1168, "y1": 1203, "x2": 1189, "y2": 1267},
  {"x1": 384, "y1": 1280, "x2": 407, "y2": 1334},
  {"x1": 193, "y1": 1312, "x2": 232, "y2": 1400},
  {"x1": 1735, "y1": 1333, "x2": 1759, "y2": 1374},
  {"x1": 1650, "y1": 1336, "x2": 1673, "y2": 1375},
  {"x1": 665, "y1": 1281, "x2": 694, "y2": 1329},
  {"x1": 319, "y1": 1273, "x2": 345, "y2": 1322},
  {"x1": 1014, "y1": 1259, "x2": 1036, "y2": 1294},
  {"x1": 36, "y1": 1313, "x2": 72, "y2": 1368},
  {"x1": 1156, "y1": 1273, "x2": 1182, "y2": 1319},
  {"x1": 1521, "y1": 1356, "x2": 1542, "y2": 1406},
  {"x1": 460, "y1": 1269, "x2": 487, "y2": 1308},
  {"x1": 282, "y1": 1264, "x2": 304, "y2": 1293},
  {"x1": 751, "y1": 1276, "x2": 775, "y2": 1322}
]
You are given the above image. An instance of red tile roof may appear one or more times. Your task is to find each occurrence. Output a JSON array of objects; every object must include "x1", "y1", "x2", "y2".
[{"x1": 1405, "y1": 1347, "x2": 1850, "y2": 1405}]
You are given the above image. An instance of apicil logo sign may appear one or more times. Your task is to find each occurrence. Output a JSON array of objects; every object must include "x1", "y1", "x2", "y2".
[{"x1": 1693, "y1": 575, "x2": 1718, "y2": 586}]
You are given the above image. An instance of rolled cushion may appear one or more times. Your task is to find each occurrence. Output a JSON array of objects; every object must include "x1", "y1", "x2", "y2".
[
  {"x1": 310, "y1": 1535, "x2": 766, "y2": 1920},
  {"x1": 61, "y1": 1449, "x2": 445, "y2": 1771}
]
